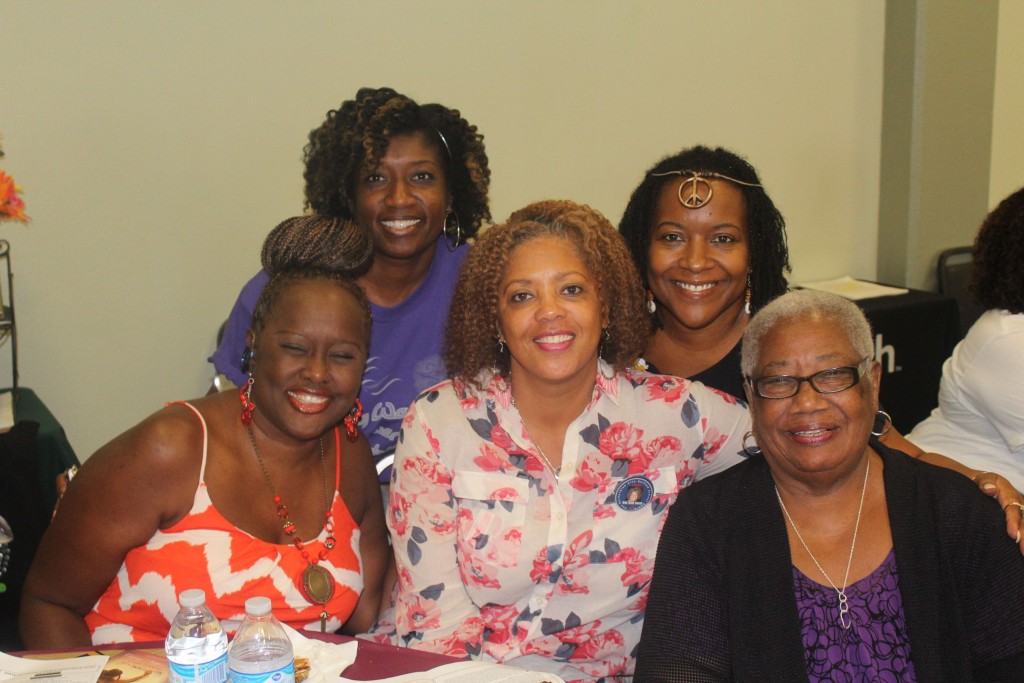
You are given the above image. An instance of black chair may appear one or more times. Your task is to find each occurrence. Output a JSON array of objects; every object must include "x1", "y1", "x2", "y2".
[{"x1": 936, "y1": 246, "x2": 986, "y2": 339}]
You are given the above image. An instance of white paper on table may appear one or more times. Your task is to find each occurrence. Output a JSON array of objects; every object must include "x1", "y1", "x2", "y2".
[
  {"x1": 0, "y1": 652, "x2": 109, "y2": 683},
  {"x1": 337, "y1": 659, "x2": 567, "y2": 683},
  {"x1": 794, "y1": 276, "x2": 909, "y2": 300},
  {"x1": 281, "y1": 625, "x2": 358, "y2": 683}
]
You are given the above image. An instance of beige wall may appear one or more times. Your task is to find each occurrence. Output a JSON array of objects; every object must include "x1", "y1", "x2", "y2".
[
  {"x1": 875, "y1": 0, "x2": 999, "y2": 292},
  {"x1": 990, "y1": 0, "x2": 1024, "y2": 208},
  {"x1": 0, "y1": 1, "x2": 1013, "y2": 460}
]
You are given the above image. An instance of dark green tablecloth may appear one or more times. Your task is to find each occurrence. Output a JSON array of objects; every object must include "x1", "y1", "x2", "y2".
[
  {"x1": 8, "y1": 388, "x2": 81, "y2": 512},
  {"x1": 0, "y1": 387, "x2": 80, "y2": 650}
]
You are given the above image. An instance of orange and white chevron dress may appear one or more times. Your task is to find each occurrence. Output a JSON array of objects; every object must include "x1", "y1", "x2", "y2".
[{"x1": 86, "y1": 403, "x2": 363, "y2": 643}]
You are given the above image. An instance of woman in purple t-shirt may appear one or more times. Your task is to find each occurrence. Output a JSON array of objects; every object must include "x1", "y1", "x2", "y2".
[{"x1": 210, "y1": 87, "x2": 491, "y2": 484}]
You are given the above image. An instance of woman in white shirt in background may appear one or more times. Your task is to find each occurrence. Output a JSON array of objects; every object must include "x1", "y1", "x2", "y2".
[{"x1": 909, "y1": 186, "x2": 1024, "y2": 493}]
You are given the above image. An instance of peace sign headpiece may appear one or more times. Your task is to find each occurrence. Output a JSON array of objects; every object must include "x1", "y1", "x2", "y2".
[{"x1": 649, "y1": 170, "x2": 763, "y2": 209}]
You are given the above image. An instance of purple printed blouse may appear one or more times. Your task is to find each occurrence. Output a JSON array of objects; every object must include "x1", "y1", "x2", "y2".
[{"x1": 794, "y1": 550, "x2": 917, "y2": 682}]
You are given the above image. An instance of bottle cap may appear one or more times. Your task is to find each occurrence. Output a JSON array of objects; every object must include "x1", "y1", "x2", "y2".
[
  {"x1": 179, "y1": 588, "x2": 207, "y2": 608},
  {"x1": 244, "y1": 596, "x2": 272, "y2": 616}
]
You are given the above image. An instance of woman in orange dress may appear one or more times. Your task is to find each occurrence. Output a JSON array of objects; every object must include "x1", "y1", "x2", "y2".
[{"x1": 20, "y1": 217, "x2": 389, "y2": 647}]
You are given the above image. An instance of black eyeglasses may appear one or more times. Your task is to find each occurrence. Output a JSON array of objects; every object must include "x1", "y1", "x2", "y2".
[{"x1": 747, "y1": 357, "x2": 869, "y2": 399}]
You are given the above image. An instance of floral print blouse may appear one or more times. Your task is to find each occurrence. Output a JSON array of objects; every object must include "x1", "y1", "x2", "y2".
[{"x1": 374, "y1": 363, "x2": 749, "y2": 681}]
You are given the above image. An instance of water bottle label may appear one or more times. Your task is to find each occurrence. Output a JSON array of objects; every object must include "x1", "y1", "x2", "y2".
[
  {"x1": 229, "y1": 662, "x2": 294, "y2": 683},
  {"x1": 169, "y1": 653, "x2": 228, "y2": 683}
]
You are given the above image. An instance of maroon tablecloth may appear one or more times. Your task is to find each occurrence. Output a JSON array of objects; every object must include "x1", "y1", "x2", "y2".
[
  {"x1": 18, "y1": 632, "x2": 461, "y2": 681},
  {"x1": 305, "y1": 630, "x2": 461, "y2": 680}
]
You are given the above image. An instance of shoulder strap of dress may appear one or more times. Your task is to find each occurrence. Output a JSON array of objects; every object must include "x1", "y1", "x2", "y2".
[
  {"x1": 333, "y1": 426, "x2": 341, "y2": 492},
  {"x1": 165, "y1": 401, "x2": 209, "y2": 482}
]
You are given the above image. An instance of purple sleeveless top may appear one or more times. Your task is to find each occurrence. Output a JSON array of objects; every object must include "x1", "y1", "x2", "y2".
[{"x1": 793, "y1": 549, "x2": 917, "y2": 682}]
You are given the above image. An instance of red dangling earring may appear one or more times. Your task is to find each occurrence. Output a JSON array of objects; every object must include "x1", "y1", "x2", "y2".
[
  {"x1": 239, "y1": 376, "x2": 256, "y2": 425},
  {"x1": 344, "y1": 398, "x2": 363, "y2": 442}
]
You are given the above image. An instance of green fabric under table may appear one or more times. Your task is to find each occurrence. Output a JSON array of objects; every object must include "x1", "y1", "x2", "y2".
[
  {"x1": 8, "y1": 388, "x2": 81, "y2": 513},
  {"x1": 0, "y1": 387, "x2": 80, "y2": 650}
]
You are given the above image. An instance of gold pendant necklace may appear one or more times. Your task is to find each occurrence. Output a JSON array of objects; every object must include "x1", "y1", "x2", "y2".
[{"x1": 247, "y1": 423, "x2": 336, "y2": 631}]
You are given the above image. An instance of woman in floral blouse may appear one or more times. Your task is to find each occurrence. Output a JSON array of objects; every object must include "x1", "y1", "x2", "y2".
[{"x1": 369, "y1": 200, "x2": 751, "y2": 681}]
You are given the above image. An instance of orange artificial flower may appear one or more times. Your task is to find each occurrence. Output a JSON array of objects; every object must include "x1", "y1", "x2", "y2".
[{"x1": 0, "y1": 170, "x2": 28, "y2": 222}]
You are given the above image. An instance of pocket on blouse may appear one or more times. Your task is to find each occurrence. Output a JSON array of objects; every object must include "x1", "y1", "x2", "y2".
[
  {"x1": 452, "y1": 472, "x2": 530, "y2": 559},
  {"x1": 452, "y1": 471, "x2": 531, "y2": 502}
]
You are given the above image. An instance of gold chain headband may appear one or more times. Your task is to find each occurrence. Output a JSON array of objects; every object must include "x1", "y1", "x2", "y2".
[{"x1": 649, "y1": 170, "x2": 762, "y2": 209}]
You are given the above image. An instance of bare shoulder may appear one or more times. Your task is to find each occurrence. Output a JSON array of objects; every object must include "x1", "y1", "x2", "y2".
[
  {"x1": 91, "y1": 401, "x2": 204, "y2": 469},
  {"x1": 66, "y1": 399, "x2": 209, "y2": 527}
]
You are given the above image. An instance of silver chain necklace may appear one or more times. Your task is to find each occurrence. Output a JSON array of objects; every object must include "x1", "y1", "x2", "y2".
[
  {"x1": 508, "y1": 392, "x2": 562, "y2": 476},
  {"x1": 774, "y1": 457, "x2": 871, "y2": 630}
]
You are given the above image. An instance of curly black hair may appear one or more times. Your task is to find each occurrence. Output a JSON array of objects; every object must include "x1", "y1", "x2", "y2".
[
  {"x1": 302, "y1": 87, "x2": 491, "y2": 244},
  {"x1": 618, "y1": 145, "x2": 790, "y2": 316},
  {"x1": 446, "y1": 200, "x2": 650, "y2": 389},
  {"x1": 970, "y1": 186, "x2": 1024, "y2": 313}
]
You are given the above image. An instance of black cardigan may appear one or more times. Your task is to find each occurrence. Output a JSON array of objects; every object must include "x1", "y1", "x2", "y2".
[{"x1": 636, "y1": 444, "x2": 1024, "y2": 682}]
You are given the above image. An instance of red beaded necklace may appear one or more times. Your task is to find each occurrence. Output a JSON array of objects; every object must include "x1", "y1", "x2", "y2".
[{"x1": 246, "y1": 423, "x2": 336, "y2": 631}]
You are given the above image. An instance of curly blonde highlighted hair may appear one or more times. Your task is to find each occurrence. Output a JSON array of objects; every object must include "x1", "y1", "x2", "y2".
[{"x1": 446, "y1": 200, "x2": 651, "y2": 388}]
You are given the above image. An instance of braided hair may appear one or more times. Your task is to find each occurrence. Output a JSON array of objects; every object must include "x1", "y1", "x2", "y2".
[
  {"x1": 251, "y1": 215, "x2": 372, "y2": 342},
  {"x1": 260, "y1": 214, "x2": 374, "y2": 277}
]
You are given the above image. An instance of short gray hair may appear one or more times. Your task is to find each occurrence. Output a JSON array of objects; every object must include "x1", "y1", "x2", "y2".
[{"x1": 740, "y1": 290, "x2": 874, "y2": 378}]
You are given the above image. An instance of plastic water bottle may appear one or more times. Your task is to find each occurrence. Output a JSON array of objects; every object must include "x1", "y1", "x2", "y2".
[
  {"x1": 228, "y1": 597, "x2": 295, "y2": 683},
  {"x1": 165, "y1": 589, "x2": 229, "y2": 683}
]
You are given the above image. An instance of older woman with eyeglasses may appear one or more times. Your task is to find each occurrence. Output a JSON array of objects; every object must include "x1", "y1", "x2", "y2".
[{"x1": 636, "y1": 290, "x2": 1024, "y2": 682}]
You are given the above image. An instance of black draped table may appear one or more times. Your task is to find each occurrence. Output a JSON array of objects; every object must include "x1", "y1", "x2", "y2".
[{"x1": 855, "y1": 287, "x2": 959, "y2": 433}]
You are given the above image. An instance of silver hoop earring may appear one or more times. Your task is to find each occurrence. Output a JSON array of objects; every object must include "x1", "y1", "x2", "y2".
[
  {"x1": 444, "y1": 211, "x2": 462, "y2": 252},
  {"x1": 871, "y1": 410, "x2": 893, "y2": 438},
  {"x1": 598, "y1": 328, "x2": 615, "y2": 379},
  {"x1": 744, "y1": 273, "x2": 752, "y2": 315},
  {"x1": 742, "y1": 430, "x2": 761, "y2": 456}
]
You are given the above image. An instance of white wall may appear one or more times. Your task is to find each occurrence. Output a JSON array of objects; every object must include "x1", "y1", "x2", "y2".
[{"x1": 1, "y1": 1, "x2": 893, "y2": 459}]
